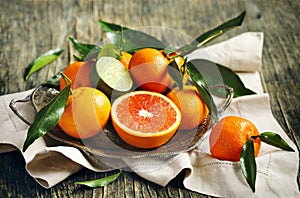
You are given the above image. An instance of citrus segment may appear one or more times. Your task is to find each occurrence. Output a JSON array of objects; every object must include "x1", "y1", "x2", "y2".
[
  {"x1": 58, "y1": 87, "x2": 111, "y2": 139},
  {"x1": 111, "y1": 91, "x2": 181, "y2": 148},
  {"x1": 209, "y1": 116, "x2": 261, "y2": 161}
]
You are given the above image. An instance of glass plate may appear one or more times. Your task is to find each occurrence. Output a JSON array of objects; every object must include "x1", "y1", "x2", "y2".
[{"x1": 10, "y1": 85, "x2": 232, "y2": 159}]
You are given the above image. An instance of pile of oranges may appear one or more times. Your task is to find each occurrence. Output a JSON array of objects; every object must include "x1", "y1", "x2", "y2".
[
  {"x1": 58, "y1": 48, "x2": 209, "y2": 149},
  {"x1": 54, "y1": 45, "x2": 296, "y2": 194},
  {"x1": 57, "y1": 47, "x2": 264, "y2": 163}
]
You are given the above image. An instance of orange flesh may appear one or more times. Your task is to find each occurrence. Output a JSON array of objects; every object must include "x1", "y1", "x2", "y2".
[{"x1": 116, "y1": 94, "x2": 177, "y2": 133}]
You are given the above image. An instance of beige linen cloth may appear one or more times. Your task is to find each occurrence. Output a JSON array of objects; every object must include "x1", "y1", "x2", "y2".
[{"x1": 0, "y1": 32, "x2": 299, "y2": 197}]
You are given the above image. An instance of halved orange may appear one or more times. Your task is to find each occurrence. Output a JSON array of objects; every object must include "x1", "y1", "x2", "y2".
[{"x1": 111, "y1": 91, "x2": 182, "y2": 149}]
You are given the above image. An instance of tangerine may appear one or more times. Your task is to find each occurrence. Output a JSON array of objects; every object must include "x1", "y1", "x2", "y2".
[
  {"x1": 58, "y1": 87, "x2": 111, "y2": 139},
  {"x1": 118, "y1": 51, "x2": 132, "y2": 70},
  {"x1": 73, "y1": 60, "x2": 94, "y2": 89},
  {"x1": 128, "y1": 48, "x2": 171, "y2": 93},
  {"x1": 166, "y1": 85, "x2": 209, "y2": 130},
  {"x1": 111, "y1": 91, "x2": 181, "y2": 149},
  {"x1": 209, "y1": 116, "x2": 261, "y2": 161}
]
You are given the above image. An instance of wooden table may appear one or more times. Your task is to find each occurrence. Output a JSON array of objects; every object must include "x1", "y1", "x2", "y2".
[{"x1": 1, "y1": 0, "x2": 299, "y2": 197}]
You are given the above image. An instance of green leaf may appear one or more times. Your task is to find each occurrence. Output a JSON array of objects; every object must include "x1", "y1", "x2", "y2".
[
  {"x1": 258, "y1": 132, "x2": 295, "y2": 152},
  {"x1": 98, "y1": 19, "x2": 165, "y2": 53},
  {"x1": 69, "y1": 37, "x2": 100, "y2": 57},
  {"x1": 186, "y1": 61, "x2": 218, "y2": 120},
  {"x1": 98, "y1": 20, "x2": 128, "y2": 33},
  {"x1": 186, "y1": 61, "x2": 207, "y2": 87},
  {"x1": 164, "y1": 46, "x2": 179, "y2": 57},
  {"x1": 168, "y1": 60, "x2": 183, "y2": 90},
  {"x1": 69, "y1": 37, "x2": 100, "y2": 61},
  {"x1": 97, "y1": 44, "x2": 119, "y2": 59},
  {"x1": 240, "y1": 138, "x2": 257, "y2": 192},
  {"x1": 75, "y1": 170, "x2": 122, "y2": 188},
  {"x1": 216, "y1": 63, "x2": 255, "y2": 97},
  {"x1": 177, "y1": 11, "x2": 246, "y2": 55},
  {"x1": 187, "y1": 59, "x2": 255, "y2": 97},
  {"x1": 41, "y1": 72, "x2": 61, "y2": 88},
  {"x1": 24, "y1": 49, "x2": 64, "y2": 81},
  {"x1": 22, "y1": 84, "x2": 70, "y2": 152}
]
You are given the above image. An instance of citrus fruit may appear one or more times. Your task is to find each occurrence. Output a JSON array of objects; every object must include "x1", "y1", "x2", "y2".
[
  {"x1": 209, "y1": 116, "x2": 261, "y2": 161},
  {"x1": 93, "y1": 56, "x2": 133, "y2": 97},
  {"x1": 118, "y1": 51, "x2": 132, "y2": 70},
  {"x1": 166, "y1": 85, "x2": 209, "y2": 130},
  {"x1": 161, "y1": 50, "x2": 188, "y2": 85},
  {"x1": 60, "y1": 62, "x2": 83, "y2": 90},
  {"x1": 60, "y1": 61, "x2": 92, "y2": 90},
  {"x1": 58, "y1": 87, "x2": 111, "y2": 139},
  {"x1": 111, "y1": 91, "x2": 182, "y2": 149},
  {"x1": 73, "y1": 60, "x2": 94, "y2": 89},
  {"x1": 128, "y1": 48, "x2": 172, "y2": 93},
  {"x1": 174, "y1": 56, "x2": 185, "y2": 68}
]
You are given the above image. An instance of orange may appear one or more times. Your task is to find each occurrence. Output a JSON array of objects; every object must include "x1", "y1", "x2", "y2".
[
  {"x1": 118, "y1": 51, "x2": 132, "y2": 70},
  {"x1": 174, "y1": 56, "x2": 185, "y2": 68},
  {"x1": 209, "y1": 116, "x2": 261, "y2": 161},
  {"x1": 73, "y1": 60, "x2": 94, "y2": 89},
  {"x1": 160, "y1": 50, "x2": 188, "y2": 86},
  {"x1": 60, "y1": 62, "x2": 83, "y2": 90},
  {"x1": 166, "y1": 85, "x2": 209, "y2": 130},
  {"x1": 169, "y1": 56, "x2": 189, "y2": 85},
  {"x1": 111, "y1": 91, "x2": 182, "y2": 149},
  {"x1": 128, "y1": 48, "x2": 172, "y2": 93},
  {"x1": 161, "y1": 50, "x2": 185, "y2": 70},
  {"x1": 60, "y1": 61, "x2": 93, "y2": 90},
  {"x1": 58, "y1": 87, "x2": 111, "y2": 139}
]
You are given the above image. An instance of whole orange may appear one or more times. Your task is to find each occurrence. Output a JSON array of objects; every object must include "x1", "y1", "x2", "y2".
[
  {"x1": 166, "y1": 85, "x2": 209, "y2": 130},
  {"x1": 60, "y1": 61, "x2": 93, "y2": 90},
  {"x1": 209, "y1": 116, "x2": 261, "y2": 161},
  {"x1": 58, "y1": 87, "x2": 111, "y2": 139},
  {"x1": 73, "y1": 60, "x2": 94, "y2": 89},
  {"x1": 118, "y1": 51, "x2": 132, "y2": 70},
  {"x1": 128, "y1": 48, "x2": 171, "y2": 93},
  {"x1": 60, "y1": 62, "x2": 83, "y2": 90}
]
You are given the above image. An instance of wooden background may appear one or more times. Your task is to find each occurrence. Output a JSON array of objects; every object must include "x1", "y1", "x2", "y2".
[{"x1": 0, "y1": 0, "x2": 299, "y2": 197}]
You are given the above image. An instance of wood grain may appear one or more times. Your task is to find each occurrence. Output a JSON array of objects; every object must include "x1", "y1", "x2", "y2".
[{"x1": 0, "y1": 0, "x2": 299, "y2": 197}]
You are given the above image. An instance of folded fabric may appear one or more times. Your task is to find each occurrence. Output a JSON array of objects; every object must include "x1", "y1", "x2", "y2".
[
  {"x1": 183, "y1": 94, "x2": 299, "y2": 197},
  {"x1": 188, "y1": 32, "x2": 264, "y2": 72},
  {"x1": 1, "y1": 32, "x2": 299, "y2": 197},
  {"x1": 184, "y1": 94, "x2": 299, "y2": 197}
]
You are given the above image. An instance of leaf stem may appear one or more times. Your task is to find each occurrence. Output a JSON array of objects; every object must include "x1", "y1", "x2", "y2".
[
  {"x1": 252, "y1": 132, "x2": 295, "y2": 152},
  {"x1": 60, "y1": 72, "x2": 73, "y2": 94}
]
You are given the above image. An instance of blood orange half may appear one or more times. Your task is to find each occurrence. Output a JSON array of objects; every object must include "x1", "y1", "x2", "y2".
[{"x1": 111, "y1": 91, "x2": 182, "y2": 149}]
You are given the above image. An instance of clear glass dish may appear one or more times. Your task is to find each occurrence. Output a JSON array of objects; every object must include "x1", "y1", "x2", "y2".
[{"x1": 10, "y1": 84, "x2": 233, "y2": 159}]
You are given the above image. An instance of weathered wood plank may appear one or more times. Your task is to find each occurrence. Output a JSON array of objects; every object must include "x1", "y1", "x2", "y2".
[{"x1": 0, "y1": 0, "x2": 299, "y2": 197}]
